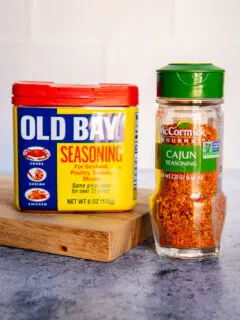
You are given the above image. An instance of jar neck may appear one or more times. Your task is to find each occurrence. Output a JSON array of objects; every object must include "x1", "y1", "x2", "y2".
[{"x1": 156, "y1": 97, "x2": 224, "y2": 106}]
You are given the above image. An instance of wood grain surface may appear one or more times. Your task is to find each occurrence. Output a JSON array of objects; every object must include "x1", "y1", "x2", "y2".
[{"x1": 0, "y1": 174, "x2": 152, "y2": 262}]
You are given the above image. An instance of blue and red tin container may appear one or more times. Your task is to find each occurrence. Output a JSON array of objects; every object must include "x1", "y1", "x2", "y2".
[{"x1": 12, "y1": 82, "x2": 138, "y2": 212}]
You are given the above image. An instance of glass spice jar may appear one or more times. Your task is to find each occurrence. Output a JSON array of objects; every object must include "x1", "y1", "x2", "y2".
[{"x1": 150, "y1": 63, "x2": 226, "y2": 260}]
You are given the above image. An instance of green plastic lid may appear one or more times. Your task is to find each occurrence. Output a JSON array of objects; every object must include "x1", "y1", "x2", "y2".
[{"x1": 157, "y1": 63, "x2": 225, "y2": 99}]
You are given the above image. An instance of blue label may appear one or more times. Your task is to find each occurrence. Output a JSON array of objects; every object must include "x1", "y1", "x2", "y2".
[
  {"x1": 212, "y1": 141, "x2": 220, "y2": 152},
  {"x1": 18, "y1": 108, "x2": 57, "y2": 210}
]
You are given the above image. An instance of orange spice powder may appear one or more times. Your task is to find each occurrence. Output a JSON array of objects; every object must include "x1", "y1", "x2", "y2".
[{"x1": 153, "y1": 122, "x2": 226, "y2": 249}]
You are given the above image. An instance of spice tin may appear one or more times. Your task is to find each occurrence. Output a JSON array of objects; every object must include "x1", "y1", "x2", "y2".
[
  {"x1": 13, "y1": 82, "x2": 138, "y2": 212},
  {"x1": 151, "y1": 63, "x2": 226, "y2": 260}
]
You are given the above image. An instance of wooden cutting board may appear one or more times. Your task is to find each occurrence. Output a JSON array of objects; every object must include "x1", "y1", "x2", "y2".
[{"x1": 0, "y1": 174, "x2": 152, "y2": 262}]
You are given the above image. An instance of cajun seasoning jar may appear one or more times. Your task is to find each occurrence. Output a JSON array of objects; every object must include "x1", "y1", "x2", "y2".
[
  {"x1": 13, "y1": 82, "x2": 138, "y2": 212},
  {"x1": 150, "y1": 63, "x2": 226, "y2": 260}
]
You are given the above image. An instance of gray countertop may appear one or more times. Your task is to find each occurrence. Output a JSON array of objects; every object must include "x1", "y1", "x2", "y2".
[{"x1": 0, "y1": 170, "x2": 240, "y2": 320}]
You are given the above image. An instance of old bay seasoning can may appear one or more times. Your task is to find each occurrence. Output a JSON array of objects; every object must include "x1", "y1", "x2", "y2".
[
  {"x1": 13, "y1": 82, "x2": 138, "y2": 212},
  {"x1": 150, "y1": 63, "x2": 226, "y2": 260}
]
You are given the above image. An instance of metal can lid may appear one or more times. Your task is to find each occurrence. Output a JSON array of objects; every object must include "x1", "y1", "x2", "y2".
[{"x1": 156, "y1": 63, "x2": 225, "y2": 99}]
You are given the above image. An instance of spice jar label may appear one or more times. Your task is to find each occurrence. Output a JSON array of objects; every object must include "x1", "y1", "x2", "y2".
[
  {"x1": 157, "y1": 142, "x2": 219, "y2": 172},
  {"x1": 157, "y1": 121, "x2": 220, "y2": 173}
]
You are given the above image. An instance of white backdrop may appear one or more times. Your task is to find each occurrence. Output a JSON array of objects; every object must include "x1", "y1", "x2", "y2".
[{"x1": 0, "y1": 0, "x2": 239, "y2": 172}]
